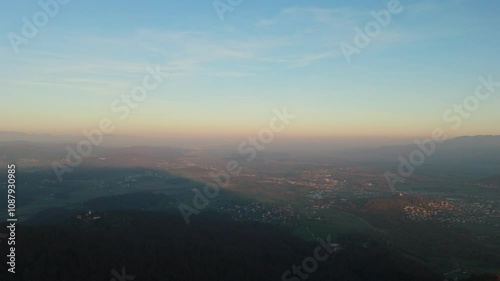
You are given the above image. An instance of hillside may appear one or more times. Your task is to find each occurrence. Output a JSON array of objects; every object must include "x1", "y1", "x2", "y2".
[{"x1": 0, "y1": 210, "x2": 446, "y2": 281}]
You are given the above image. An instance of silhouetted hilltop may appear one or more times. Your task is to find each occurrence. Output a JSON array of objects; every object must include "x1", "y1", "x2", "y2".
[{"x1": 0, "y1": 210, "x2": 447, "y2": 281}]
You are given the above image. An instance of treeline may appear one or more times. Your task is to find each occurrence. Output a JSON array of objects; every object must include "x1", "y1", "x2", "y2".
[{"x1": 0, "y1": 210, "x2": 496, "y2": 281}]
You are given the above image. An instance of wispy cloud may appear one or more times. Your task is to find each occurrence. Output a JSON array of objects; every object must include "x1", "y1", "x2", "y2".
[{"x1": 209, "y1": 71, "x2": 255, "y2": 78}]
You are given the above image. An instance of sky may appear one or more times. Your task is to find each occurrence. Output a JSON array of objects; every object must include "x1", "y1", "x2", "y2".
[{"x1": 1, "y1": 0, "x2": 499, "y2": 142}]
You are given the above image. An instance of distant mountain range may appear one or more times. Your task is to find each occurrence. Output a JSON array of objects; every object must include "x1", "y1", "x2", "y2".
[
  {"x1": 0, "y1": 131, "x2": 238, "y2": 148},
  {"x1": 0, "y1": 141, "x2": 185, "y2": 169},
  {"x1": 0, "y1": 131, "x2": 151, "y2": 146},
  {"x1": 1, "y1": 132, "x2": 499, "y2": 176},
  {"x1": 333, "y1": 135, "x2": 500, "y2": 177},
  {"x1": 0, "y1": 131, "x2": 73, "y2": 143}
]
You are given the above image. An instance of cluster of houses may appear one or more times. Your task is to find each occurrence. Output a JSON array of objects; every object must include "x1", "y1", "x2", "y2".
[{"x1": 76, "y1": 210, "x2": 102, "y2": 222}]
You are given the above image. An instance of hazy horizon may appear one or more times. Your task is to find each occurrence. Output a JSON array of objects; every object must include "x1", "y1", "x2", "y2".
[{"x1": 3, "y1": 130, "x2": 500, "y2": 150}]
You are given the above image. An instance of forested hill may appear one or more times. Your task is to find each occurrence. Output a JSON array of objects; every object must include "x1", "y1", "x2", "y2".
[{"x1": 0, "y1": 210, "x2": 496, "y2": 281}]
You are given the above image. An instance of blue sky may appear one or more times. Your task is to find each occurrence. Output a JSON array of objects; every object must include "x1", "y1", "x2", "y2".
[{"x1": 1, "y1": 0, "x2": 499, "y2": 139}]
